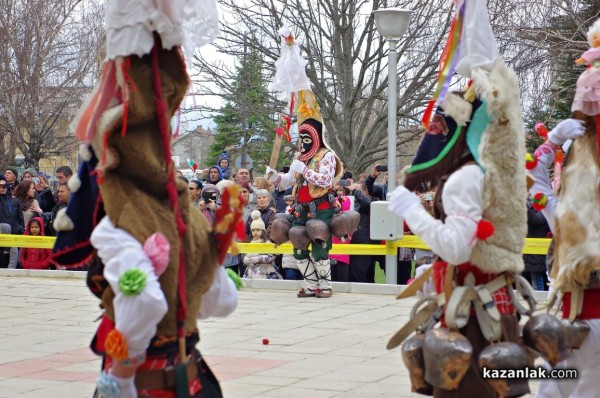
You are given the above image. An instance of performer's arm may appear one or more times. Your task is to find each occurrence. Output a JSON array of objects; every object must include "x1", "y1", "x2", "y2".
[
  {"x1": 392, "y1": 165, "x2": 483, "y2": 265},
  {"x1": 301, "y1": 152, "x2": 336, "y2": 188}
]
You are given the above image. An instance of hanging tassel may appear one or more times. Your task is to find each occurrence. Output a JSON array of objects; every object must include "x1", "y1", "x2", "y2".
[{"x1": 476, "y1": 219, "x2": 495, "y2": 240}]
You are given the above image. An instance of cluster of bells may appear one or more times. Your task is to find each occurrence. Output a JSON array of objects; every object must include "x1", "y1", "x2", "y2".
[
  {"x1": 403, "y1": 313, "x2": 590, "y2": 396},
  {"x1": 269, "y1": 210, "x2": 360, "y2": 253}
]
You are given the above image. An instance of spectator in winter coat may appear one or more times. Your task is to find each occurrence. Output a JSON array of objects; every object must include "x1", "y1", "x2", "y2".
[
  {"x1": 0, "y1": 175, "x2": 24, "y2": 235},
  {"x1": 242, "y1": 212, "x2": 281, "y2": 279},
  {"x1": 4, "y1": 167, "x2": 18, "y2": 197},
  {"x1": 245, "y1": 189, "x2": 277, "y2": 239},
  {"x1": 188, "y1": 179, "x2": 203, "y2": 208},
  {"x1": 34, "y1": 174, "x2": 56, "y2": 212},
  {"x1": 207, "y1": 165, "x2": 223, "y2": 185},
  {"x1": 19, "y1": 217, "x2": 51, "y2": 270},
  {"x1": 365, "y1": 164, "x2": 388, "y2": 201},
  {"x1": 44, "y1": 183, "x2": 70, "y2": 236},
  {"x1": 13, "y1": 180, "x2": 43, "y2": 226},
  {"x1": 218, "y1": 150, "x2": 232, "y2": 180},
  {"x1": 198, "y1": 184, "x2": 219, "y2": 223}
]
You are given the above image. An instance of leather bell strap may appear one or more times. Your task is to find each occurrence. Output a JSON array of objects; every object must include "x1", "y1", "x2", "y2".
[
  {"x1": 506, "y1": 274, "x2": 537, "y2": 317},
  {"x1": 445, "y1": 272, "x2": 513, "y2": 342},
  {"x1": 387, "y1": 296, "x2": 444, "y2": 350}
]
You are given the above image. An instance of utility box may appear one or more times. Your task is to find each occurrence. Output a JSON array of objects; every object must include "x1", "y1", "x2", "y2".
[{"x1": 370, "y1": 201, "x2": 404, "y2": 241}]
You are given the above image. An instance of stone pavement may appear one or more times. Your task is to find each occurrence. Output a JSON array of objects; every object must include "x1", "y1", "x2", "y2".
[{"x1": 0, "y1": 272, "x2": 541, "y2": 397}]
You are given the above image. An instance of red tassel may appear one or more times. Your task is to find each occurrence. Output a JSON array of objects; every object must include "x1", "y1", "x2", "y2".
[
  {"x1": 236, "y1": 220, "x2": 246, "y2": 241},
  {"x1": 476, "y1": 220, "x2": 495, "y2": 240}
]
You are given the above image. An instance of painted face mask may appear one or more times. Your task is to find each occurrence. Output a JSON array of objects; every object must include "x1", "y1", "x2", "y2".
[{"x1": 297, "y1": 121, "x2": 321, "y2": 162}]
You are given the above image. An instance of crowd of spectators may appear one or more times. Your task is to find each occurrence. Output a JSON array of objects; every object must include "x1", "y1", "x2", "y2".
[
  {"x1": 1, "y1": 154, "x2": 552, "y2": 289},
  {"x1": 0, "y1": 165, "x2": 72, "y2": 269}
]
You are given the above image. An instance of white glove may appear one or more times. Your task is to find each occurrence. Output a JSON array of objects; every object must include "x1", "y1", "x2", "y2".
[
  {"x1": 97, "y1": 370, "x2": 136, "y2": 398},
  {"x1": 112, "y1": 372, "x2": 136, "y2": 398},
  {"x1": 389, "y1": 186, "x2": 422, "y2": 219},
  {"x1": 289, "y1": 160, "x2": 307, "y2": 175},
  {"x1": 265, "y1": 166, "x2": 279, "y2": 182},
  {"x1": 548, "y1": 119, "x2": 585, "y2": 146}
]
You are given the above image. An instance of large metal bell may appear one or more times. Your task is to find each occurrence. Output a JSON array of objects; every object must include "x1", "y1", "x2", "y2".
[
  {"x1": 330, "y1": 213, "x2": 352, "y2": 241},
  {"x1": 288, "y1": 226, "x2": 311, "y2": 253},
  {"x1": 423, "y1": 328, "x2": 472, "y2": 390},
  {"x1": 478, "y1": 342, "x2": 530, "y2": 397},
  {"x1": 306, "y1": 219, "x2": 331, "y2": 248},
  {"x1": 269, "y1": 218, "x2": 291, "y2": 247},
  {"x1": 561, "y1": 319, "x2": 590, "y2": 349},
  {"x1": 402, "y1": 333, "x2": 433, "y2": 395},
  {"x1": 522, "y1": 314, "x2": 568, "y2": 367}
]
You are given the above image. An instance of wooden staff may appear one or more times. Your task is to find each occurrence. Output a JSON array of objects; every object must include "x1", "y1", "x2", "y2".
[{"x1": 269, "y1": 133, "x2": 283, "y2": 170}]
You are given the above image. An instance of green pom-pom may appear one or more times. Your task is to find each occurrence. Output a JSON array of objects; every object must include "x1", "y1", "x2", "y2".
[
  {"x1": 118, "y1": 269, "x2": 147, "y2": 296},
  {"x1": 226, "y1": 268, "x2": 243, "y2": 290}
]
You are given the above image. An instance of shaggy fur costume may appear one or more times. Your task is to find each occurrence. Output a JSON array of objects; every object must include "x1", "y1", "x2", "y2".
[
  {"x1": 552, "y1": 113, "x2": 600, "y2": 291},
  {"x1": 92, "y1": 48, "x2": 218, "y2": 337},
  {"x1": 468, "y1": 59, "x2": 527, "y2": 274}
]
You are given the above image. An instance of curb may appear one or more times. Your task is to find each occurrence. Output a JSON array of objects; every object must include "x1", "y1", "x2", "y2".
[{"x1": 0, "y1": 269, "x2": 550, "y2": 300}]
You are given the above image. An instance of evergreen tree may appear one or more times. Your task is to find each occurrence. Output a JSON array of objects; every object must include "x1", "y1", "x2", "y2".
[{"x1": 207, "y1": 46, "x2": 289, "y2": 173}]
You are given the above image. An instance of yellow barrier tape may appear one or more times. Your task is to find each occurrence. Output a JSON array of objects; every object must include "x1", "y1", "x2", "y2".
[
  {"x1": 0, "y1": 235, "x2": 552, "y2": 255},
  {"x1": 0, "y1": 235, "x2": 56, "y2": 249}
]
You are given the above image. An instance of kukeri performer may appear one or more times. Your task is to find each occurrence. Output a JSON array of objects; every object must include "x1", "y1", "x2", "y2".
[
  {"x1": 266, "y1": 90, "x2": 343, "y2": 298},
  {"x1": 528, "y1": 17, "x2": 600, "y2": 398},
  {"x1": 50, "y1": 1, "x2": 246, "y2": 397},
  {"x1": 265, "y1": 26, "x2": 356, "y2": 299},
  {"x1": 386, "y1": 0, "x2": 552, "y2": 396}
]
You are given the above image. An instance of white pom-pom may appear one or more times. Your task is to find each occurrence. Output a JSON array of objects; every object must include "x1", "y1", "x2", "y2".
[
  {"x1": 79, "y1": 144, "x2": 92, "y2": 162},
  {"x1": 251, "y1": 210, "x2": 261, "y2": 220},
  {"x1": 67, "y1": 174, "x2": 81, "y2": 193},
  {"x1": 53, "y1": 208, "x2": 74, "y2": 231}
]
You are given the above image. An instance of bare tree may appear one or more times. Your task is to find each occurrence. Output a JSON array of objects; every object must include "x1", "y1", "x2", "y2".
[
  {"x1": 0, "y1": 0, "x2": 105, "y2": 169},
  {"x1": 192, "y1": 0, "x2": 452, "y2": 173}
]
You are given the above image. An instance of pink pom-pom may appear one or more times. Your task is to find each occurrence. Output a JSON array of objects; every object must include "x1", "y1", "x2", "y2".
[
  {"x1": 476, "y1": 220, "x2": 495, "y2": 240},
  {"x1": 144, "y1": 232, "x2": 170, "y2": 276}
]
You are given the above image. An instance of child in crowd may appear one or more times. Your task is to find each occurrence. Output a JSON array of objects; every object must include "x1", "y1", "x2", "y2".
[
  {"x1": 243, "y1": 211, "x2": 281, "y2": 279},
  {"x1": 19, "y1": 217, "x2": 51, "y2": 270}
]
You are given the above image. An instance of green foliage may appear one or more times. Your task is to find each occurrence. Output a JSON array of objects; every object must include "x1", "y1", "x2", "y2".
[{"x1": 207, "y1": 46, "x2": 278, "y2": 171}]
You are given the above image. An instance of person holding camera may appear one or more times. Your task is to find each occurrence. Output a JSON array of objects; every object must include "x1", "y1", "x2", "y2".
[
  {"x1": 198, "y1": 184, "x2": 219, "y2": 222},
  {"x1": 366, "y1": 164, "x2": 388, "y2": 201}
]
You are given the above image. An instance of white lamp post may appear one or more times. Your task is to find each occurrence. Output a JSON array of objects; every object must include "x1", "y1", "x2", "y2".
[{"x1": 373, "y1": 7, "x2": 412, "y2": 285}]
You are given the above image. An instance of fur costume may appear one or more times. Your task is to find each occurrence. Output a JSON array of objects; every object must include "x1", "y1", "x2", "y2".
[
  {"x1": 58, "y1": 47, "x2": 221, "y2": 337},
  {"x1": 552, "y1": 115, "x2": 600, "y2": 291},
  {"x1": 51, "y1": 2, "x2": 246, "y2": 397},
  {"x1": 468, "y1": 60, "x2": 527, "y2": 274}
]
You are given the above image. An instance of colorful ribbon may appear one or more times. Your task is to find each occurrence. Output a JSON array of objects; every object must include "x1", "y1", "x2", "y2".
[{"x1": 421, "y1": 3, "x2": 465, "y2": 130}]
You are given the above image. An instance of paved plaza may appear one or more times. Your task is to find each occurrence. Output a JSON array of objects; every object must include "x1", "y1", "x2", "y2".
[{"x1": 0, "y1": 271, "x2": 542, "y2": 397}]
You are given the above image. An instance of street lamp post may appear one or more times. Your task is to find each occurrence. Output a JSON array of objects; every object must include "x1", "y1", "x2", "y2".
[{"x1": 372, "y1": 7, "x2": 412, "y2": 285}]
